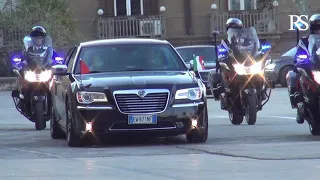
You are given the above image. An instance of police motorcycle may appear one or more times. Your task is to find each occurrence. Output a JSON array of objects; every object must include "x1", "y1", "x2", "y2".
[
  {"x1": 208, "y1": 27, "x2": 273, "y2": 125},
  {"x1": 11, "y1": 35, "x2": 54, "y2": 130},
  {"x1": 286, "y1": 35, "x2": 320, "y2": 135}
]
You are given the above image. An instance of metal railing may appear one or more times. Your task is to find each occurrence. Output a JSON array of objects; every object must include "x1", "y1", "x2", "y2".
[
  {"x1": 97, "y1": 15, "x2": 166, "y2": 39},
  {"x1": 0, "y1": 29, "x2": 25, "y2": 48},
  {"x1": 211, "y1": 9, "x2": 279, "y2": 34}
]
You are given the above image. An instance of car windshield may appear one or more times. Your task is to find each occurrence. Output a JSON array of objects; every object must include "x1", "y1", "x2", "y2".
[
  {"x1": 176, "y1": 47, "x2": 216, "y2": 63},
  {"x1": 281, "y1": 47, "x2": 297, "y2": 57},
  {"x1": 74, "y1": 44, "x2": 187, "y2": 74}
]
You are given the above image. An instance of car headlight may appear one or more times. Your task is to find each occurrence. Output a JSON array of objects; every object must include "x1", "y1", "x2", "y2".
[
  {"x1": 312, "y1": 71, "x2": 320, "y2": 84},
  {"x1": 233, "y1": 61, "x2": 263, "y2": 75},
  {"x1": 175, "y1": 87, "x2": 202, "y2": 100},
  {"x1": 76, "y1": 91, "x2": 108, "y2": 104},
  {"x1": 265, "y1": 59, "x2": 272, "y2": 66},
  {"x1": 24, "y1": 70, "x2": 52, "y2": 82},
  {"x1": 265, "y1": 63, "x2": 276, "y2": 70}
]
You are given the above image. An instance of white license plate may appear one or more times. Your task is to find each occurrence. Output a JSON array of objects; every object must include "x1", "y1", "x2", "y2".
[{"x1": 128, "y1": 115, "x2": 157, "y2": 124}]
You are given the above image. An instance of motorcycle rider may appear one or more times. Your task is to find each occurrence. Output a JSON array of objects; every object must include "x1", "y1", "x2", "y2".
[
  {"x1": 289, "y1": 14, "x2": 320, "y2": 124},
  {"x1": 17, "y1": 26, "x2": 51, "y2": 111},
  {"x1": 211, "y1": 18, "x2": 243, "y2": 100}
]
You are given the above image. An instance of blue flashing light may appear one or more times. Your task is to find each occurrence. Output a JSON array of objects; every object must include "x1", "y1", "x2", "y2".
[
  {"x1": 13, "y1": 57, "x2": 21, "y2": 62},
  {"x1": 293, "y1": 22, "x2": 305, "y2": 30},
  {"x1": 11, "y1": 53, "x2": 23, "y2": 68},
  {"x1": 295, "y1": 50, "x2": 310, "y2": 64},
  {"x1": 297, "y1": 54, "x2": 308, "y2": 59},
  {"x1": 261, "y1": 44, "x2": 271, "y2": 52},
  {"x1": 218, "y1": 46, "x2": 228, "y2": 58},
  {"x1": 218, "y1": 47, "x2": 227, "y2": 53}
]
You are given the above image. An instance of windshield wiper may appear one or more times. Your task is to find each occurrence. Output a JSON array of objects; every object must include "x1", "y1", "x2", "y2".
[
  {"x1": 90, "y1": 71, "x2": 102, "y2": 73},
  {"x1": 120, "y1": 68, "x2": 147, "y2": 71}
]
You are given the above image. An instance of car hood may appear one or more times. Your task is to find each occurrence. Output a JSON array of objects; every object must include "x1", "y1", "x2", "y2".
[
  {"x1": 185, "y1": 62, "x2": 216, "y2": 69},
  {"x1": 74, "y1": 71, "x2": 198, "y2": 91}
]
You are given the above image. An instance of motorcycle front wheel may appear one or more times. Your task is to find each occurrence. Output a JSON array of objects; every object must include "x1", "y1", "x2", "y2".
[
  {"x1": 34, "y1": 101, "x2": 46, "y2": 130},
  {"x1": 245, "y1": 95, "x2": 257, "y2": 125},
  {"x1": 228, "y1": 111, "x2": 243, "y2": 125}
]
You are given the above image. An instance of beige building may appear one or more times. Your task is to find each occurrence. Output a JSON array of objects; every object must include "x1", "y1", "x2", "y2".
[{"x1": 2, "y1": 0, "x2": 316, "y2": 54}]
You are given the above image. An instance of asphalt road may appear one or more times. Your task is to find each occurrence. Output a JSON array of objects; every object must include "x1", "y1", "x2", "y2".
[{"x1": 1, "y1": 88, "x2": 320, "y2": 180}]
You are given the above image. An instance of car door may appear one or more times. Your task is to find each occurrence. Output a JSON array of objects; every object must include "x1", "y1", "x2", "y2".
[
  {"x1": 55, "y1": 47, "x2": 76, "y2": 125},
  {"x1": 58, "y1": 47, "x2": 78, "y2": 128}
]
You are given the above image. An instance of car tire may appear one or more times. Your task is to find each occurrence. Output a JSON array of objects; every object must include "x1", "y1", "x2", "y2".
[
  {"x1": 186, "y1": 106, "x2": 208, "y2": 143},
  {"x1": 280, "y1": 66, "x2": 293, "y2": 87},
  {"x1": 50, "y1": 105, "x2": 66, "y2": 139},
  {"x1": 66, "y1": 101, "x2": 86, "y2": 147}
]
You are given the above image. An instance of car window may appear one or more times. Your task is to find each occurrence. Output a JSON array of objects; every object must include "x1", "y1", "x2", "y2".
[
  {"x1": 281, "y1": 47, "x2": 297, "y2": 57},
  {"x1": 67, "y1": 49, "x2": 77, "y2": 72},
  {"x1": 176, "y1": 47, "x2": 216, "y2": 63},
  {"x1": 74, "y1": 44, "x2": 187, "y2": 74},
  {"x1": 64, "y1": 47, "x2": 76, "y2": 65}
]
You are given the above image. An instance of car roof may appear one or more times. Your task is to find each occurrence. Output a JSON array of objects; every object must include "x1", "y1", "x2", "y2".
[
  {"x1": 175, "y1": 45, "x2": 216, "y2": 49},
  {"x1": 80, "y1": 38, "x2": 170, "y2": 47}
]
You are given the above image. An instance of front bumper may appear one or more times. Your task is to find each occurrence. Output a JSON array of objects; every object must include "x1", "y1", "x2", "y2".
[
  {"x1": 74, "y1": 101, "x2": 206, "y2": 136},
  {"x1": 264, "y1": 63, "x2": 278, "y2": 84}
]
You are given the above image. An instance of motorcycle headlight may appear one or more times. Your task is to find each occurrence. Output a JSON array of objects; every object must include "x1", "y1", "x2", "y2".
[
  {"x1": 39, "y1": 70, "x2": 52, "y2": 82},
  {"x1": 24, "y1": 70, "x2": 52, "y2": 82},
  {"x1": 24, "y1": 71, "x2": 36, "y2": 82},
  {"x1": 76, "y1": 91, "x2": 108, "y2": 104},
  {"x1": 175, "y1": 87, "x2": 202, "y2": 100},
  {"x1": 233, "y1": 61, "x2": 263, "y2": 75},
  {"x1": 312, "y1": 71, "x2": 320, "y2": 84}
]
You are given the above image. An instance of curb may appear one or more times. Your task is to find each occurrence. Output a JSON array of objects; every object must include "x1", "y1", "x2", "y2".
[{"x1": 0, "y1": 77, "x2": 17, "y2": 91}]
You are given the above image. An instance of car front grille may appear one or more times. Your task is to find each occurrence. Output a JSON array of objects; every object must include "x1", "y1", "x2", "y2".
[
  {"x1": 114, "y1": 90, "x2": 169, "y2": 114},
  {"x1": 199, "y1": 72, "x2": 209, "y2": 82}
]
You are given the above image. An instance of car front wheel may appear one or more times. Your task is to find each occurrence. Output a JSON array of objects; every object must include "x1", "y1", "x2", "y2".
[
  {"x1": 186, "y1": 106, "x2": 208, "y2": 143},
  {"x1": 50, "y1": 105, "x2": 66, "y2": 139},
  {"x1": 66, "y1": 101, "x2": 85, "y2": 147}
]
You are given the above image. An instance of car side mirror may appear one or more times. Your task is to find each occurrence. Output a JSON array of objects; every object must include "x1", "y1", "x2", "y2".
[
  {"x1": 189, "y1": 60, "x2": 194, "y2": 70},
  {"x1": 52, "y1": 64, "x2": 68, "y2": 75}
]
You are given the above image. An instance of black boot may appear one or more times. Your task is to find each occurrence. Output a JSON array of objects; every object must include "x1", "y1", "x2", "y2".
[
  {"x1": 220, "y1": 93, "x2": 228, "y2": 110},
  {"x1": 212, "y1": 83, "x2": 221, "y2": 100},
  {"x1": 296, "y1": 102, "x2": 304, "y2": 124}
]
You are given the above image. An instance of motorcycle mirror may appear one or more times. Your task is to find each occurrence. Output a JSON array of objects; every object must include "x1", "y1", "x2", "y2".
[
  {"x1": 12, "y1": 69, "x2": 21, "y2": 77},
  {"x1": 316, "y1": 47, "x2": 320, "y2": 56}
]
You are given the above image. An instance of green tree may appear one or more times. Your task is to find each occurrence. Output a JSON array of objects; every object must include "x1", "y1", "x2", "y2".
[
  {"x1": 0, "y1": 0, "x2": 82, "y2": 76},
  {"x1": 0, "y1": 0, "x2": 82, "y2": 49}
]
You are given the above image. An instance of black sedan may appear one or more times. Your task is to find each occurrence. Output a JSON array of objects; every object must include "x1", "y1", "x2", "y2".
[
  {"x1": 265, "y1": 47, "x2": 295, "y2": 87},
  {"x1": 175, "y1": 45, "x2": 216, "y2": 93},
  {"x1": 49, "y1": 38, "x2": 208, "y2": 147}
]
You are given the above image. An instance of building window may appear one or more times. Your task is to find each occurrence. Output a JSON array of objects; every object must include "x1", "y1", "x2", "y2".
[
  {"x1": 114, "y1": 0, "x2": 144, "y2": 16},
  {"x1": 228, "y1": 0, "x2": 257, "y2": 11}
]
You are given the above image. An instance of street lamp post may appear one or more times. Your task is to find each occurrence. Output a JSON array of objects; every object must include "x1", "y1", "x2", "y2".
[
  {"x1": 97, "y1": 9, "x2": 104, "y2": 39},
  {"x1": 159, "y1": 6, "x2": 166, "y2": 39}
]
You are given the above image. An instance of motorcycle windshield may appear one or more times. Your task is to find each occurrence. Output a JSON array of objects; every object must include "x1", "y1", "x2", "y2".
[
  {"x1": 308, "y1": 35, "x2": 320, "y2": 65},
  {"x1": 227, "y1": 27, "x2": 260, "y2": 61},
  {"x1": 23, "y1": 35, "x2": 53, "y2": 70}
]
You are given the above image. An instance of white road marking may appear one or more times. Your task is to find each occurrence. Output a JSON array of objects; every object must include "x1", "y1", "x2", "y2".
[
  {"x1": 265, "y1": 116, "x2": 295, "y2": 120},
  {"x1": 0, "y1": 145, "x2": 62, "y2": 158},
  {"x1": 211, "y1": 115, "x2": 295, "y2": 120}
]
